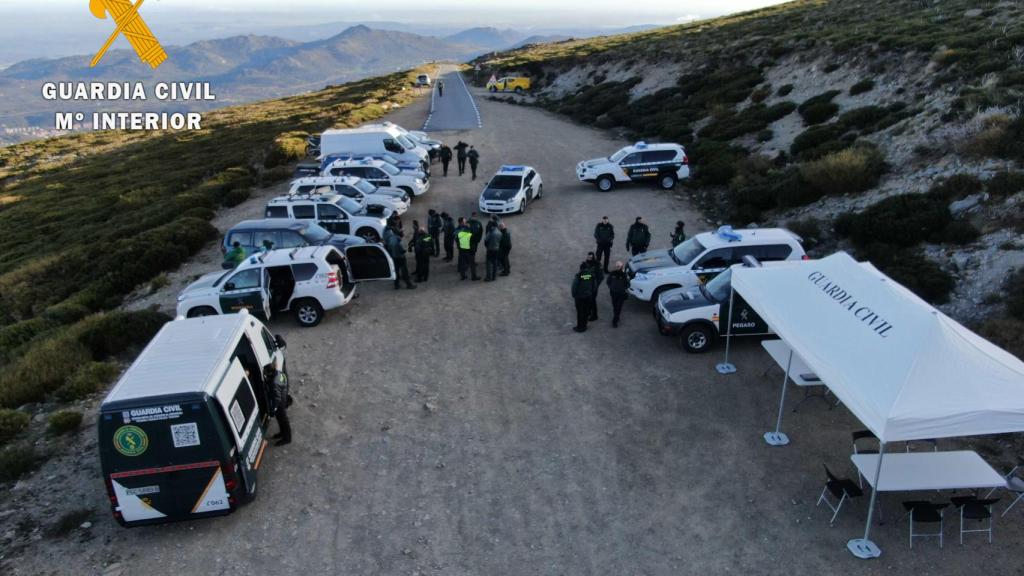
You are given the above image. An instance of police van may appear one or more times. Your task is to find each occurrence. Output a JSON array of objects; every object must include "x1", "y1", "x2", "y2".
[
  {"x1": 99, "y1": 312, "x2": 286, "y2": 526},
  {"x1": 655, "y1": 258, "x2": 797, "y2": 352},
  {"x1": 576, "y1": 141, "x2": 690, "y2": 191},
  {"x1": 627, "y1": 226, "x2": 806, "y2": 302},
  {"x1": 478, "y1": 165, "x2": 543, "y2": 214}
]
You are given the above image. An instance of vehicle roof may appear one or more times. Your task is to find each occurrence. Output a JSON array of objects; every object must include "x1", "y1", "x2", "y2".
[
  {"x1": 244, "y1": 245, "x2": 339, "y2": 267},
  {"x1": 321, "y1": 126, "x2": 402, "y2": 136},
  {"x1": 291, "y1": 176, "x2": 358, "y2": 186},
  {"x1": 696, "y1": 226, "x2": 803, "y2": 249},
  {"x1": 268, "y1": 193, "x2": 343, "y2": 205},
  {"x1": 228, "y1": 219, "x2": 309, "y2": 232},
  {"x1": 103, "y1": 314, "x2": 254, "y2": 405},
  {"x1": 623, "y1": 141, "x2": 683, "y2": 152},
  {"x1": 326, "y1": 157, "x2": 387, "y2": 168},
  {"x1": 495, "y1": 165, "x2": 534, "y2": 175}
]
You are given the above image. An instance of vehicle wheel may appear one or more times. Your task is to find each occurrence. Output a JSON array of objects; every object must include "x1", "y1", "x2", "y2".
[
  {"x1": 356, "y1": 227, "x2": 380, "y2": 243},
  {"x1": 536, "y1": 184, "x2": 543, "y2": 199},
  {"x1": 514, "y1": 87, "x2": 523, "y2": 94},
  {"x1": 596, "y1": 175, "x2": 615, "y2": 192},
  {"x1": 680, "y1": 325, "x2": 714, "y2": 353},
  {"x1": 293, "y1": 299, "x2": 324, "y2": 328},
  {"x1": 659, "y1": 173, "x2": 677, "y2": 190},
  {"x1": 399, "y1": 186, "x2": 414, "y2": 198},
  {"x1": 186, "y1": 306, "x2": 217, "y2": 318},
  {"x1": 518, "y1": 199, "x2": 526, "y2": 214}
]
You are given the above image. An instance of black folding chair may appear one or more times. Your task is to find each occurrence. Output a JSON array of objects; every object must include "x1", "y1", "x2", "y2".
[
  {"x1": 851, "y1": 430, "x2": 878, "y2": 489},
  {"x1": 902, "y1": 501, "x2": 948, "y2": 548},
  {"x1": 817, "y1": 465, "x2": 863, "y2": 525},
  {"x1": 951, "y1": 497, "x2": 1000, "y2": 544}
]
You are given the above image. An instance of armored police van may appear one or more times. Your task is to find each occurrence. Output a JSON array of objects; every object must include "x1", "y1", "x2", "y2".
[{"x1": 98, "y1": 311, "x2": 287, "y2": 526}]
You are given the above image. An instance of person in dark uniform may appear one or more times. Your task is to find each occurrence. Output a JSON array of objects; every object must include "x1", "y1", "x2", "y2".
[
  {"x1": 384, "y1": 226, "x2": 416, "y2": 289},
  {"x1": 409, "y1": 221, "x2": 433, "y2": 282},
  {"x1": 387, "y1": 211, "x2": 403, "y2": 233},
  {"x1": 455, "y1": 217, "x2": 479, "y2": 280},
  {"x1": 594, "y1": 216, "x2": 614, "y2": 274},
  {"x1": 670, "y1": 220, "x2": 686, "y2": 247},
  {"x1": 438, "y1": 80, "x2": 444, "y2": 97},
  {"x1": 268, "y1": 370, "x2": 291, "y2": 446},
  {"x1": 468, "y1": 211, "x2": 484, "y2": 255},
  {"x1": 441, "y1": 212, "x2": 455, "y2": 262},
  {"x1": 498, "y1": 222, "x2": 511, "y2": 276},
  {"x1": 486, "y1": 214, "x2": 500, "y2": 233},
  {"x1": 454, "y1": 141, "x2": 469, "y2": 175},
  {"x1": 626, "y1": 216, "x2": 652, "y2": 256},
  {"x1": 427, "y1": 209, "x2": 443, "y2": 257},
  {"x1": 439, "y1": 145, "x2": 453, "y2": 177},
  {"x1": 484, "y1": 224, "x2": 502, "y2": 281},
  {"x1": 607, "y1": 261, "x2": 630, "y2": 328},
  {"x1": 467, "y1": 146, "x2": 480, "y2": 180},
  {"x1": 582, "y1": 252, "x2": 604, "y2": 321},
  {"x1": 571, "y1": 263, "x2": 597, "y2": 333}
]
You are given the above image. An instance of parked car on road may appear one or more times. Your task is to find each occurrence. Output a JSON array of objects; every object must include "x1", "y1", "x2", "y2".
[
  {"x1": 415, "y1": 74, "x2": 431, "y2": 87},
  {"x1": 289, "y1": 177, "x2": 409, "y2": 215},
  {"x1": 478, "y1": 165, "x2": 543, "y2": 215},
  {"x1": 577, "y1": 141, "x2": 690, "y2": 191},
  {"x1": 323, "y1": 157, "x2": 429, "y2": 197},
  {"x1": 487, "y1": 76, "x2": 531, "y2": 93},
  {"x1": 222, "y1": 219, "x2": 365, "y2": 261},
  {"x1": 264, "y1": 192, "x2": 389, "y2": 242}
]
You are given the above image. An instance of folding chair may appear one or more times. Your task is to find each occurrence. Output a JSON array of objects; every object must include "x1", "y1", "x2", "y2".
[
  {"x1": 905, "y1": 439, "x2": 938, "y2": 452},
  {"x1": 951, "y1": 497, "x2": 1000, "y2": 544},
  {"x1": 902, "y1": 501, "x2": 948, "y2": 548},
  {"x1": 851, "y1": 430, "x2": 878, "y2": 489},
  {"x1": 984, "y1": 457, "x2": 1024, "y2": 517},
  {"x1": 817, "y1": 465, "x2": 863, "y2": 525}
]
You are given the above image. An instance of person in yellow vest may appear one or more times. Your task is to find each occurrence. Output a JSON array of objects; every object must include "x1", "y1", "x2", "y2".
[{"x1": 456, "y1": 217, "x2": 479, "y2": 281}]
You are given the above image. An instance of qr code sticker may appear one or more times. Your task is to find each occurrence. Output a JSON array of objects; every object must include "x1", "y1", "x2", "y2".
[{"x1": 170, "y1": 422, "x2": 200, "y2": 448}]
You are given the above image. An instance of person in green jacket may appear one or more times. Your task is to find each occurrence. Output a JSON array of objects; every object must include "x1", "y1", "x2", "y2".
[{"x1": 223, "y1": 241, "x2": 246, "y2": 268}]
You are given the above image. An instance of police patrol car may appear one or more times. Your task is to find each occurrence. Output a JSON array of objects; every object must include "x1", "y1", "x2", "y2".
[
  {"x1": 627, "y1": 226, "x2": 806, "y2": 302},
  {"x1": 289, "y1": 176, "x2": 409, "y2": 215},
  {"x1": 478, "y1": 165, "x2": 543, "y2": 214},
  {"x1": 176, "y1": 245, "x2": 395, "y2": 327},
  {"x1": 576, "y1": 141, "x2": 690, "y2": 191},
  {"x1": 323, "y1": 157, "x2": 429, "y2": 197},
  {"x1": 655, "y1": 258, "x2": 802, "y2": 352},
  {"x1": 320, "y1": 152, "x2": 426, "y2": 181},
  {"x1": 264, "y1": 191, "x2": 389, "y2": 243}
]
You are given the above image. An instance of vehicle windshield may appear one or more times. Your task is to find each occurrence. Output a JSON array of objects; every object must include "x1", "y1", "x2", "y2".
[
  {"x1": 354, "y1": 179, "x2": 377, "y2": 194},
  {"x1": 211, "y1": 270, "x2": 232, "y2": 287},
  {"x1": 609, "y1": 148, "x2": 629, "y2": 162},
  {"x1": 671, "y1": 237, "x2": 706, "y2": 265},
  {"x1": 298, "y1": 223, "x2": 332, "y2": 243},
  {"x1": 488, "y1": 175, "x2": 522, "y2": 189},
  {"x1": 378, "y1": 155, "x2": 399, "y2": 166},
  {"x1": 703, "y1": 268, "x2": 733, "y2": 303},
  {"x1": 379, "y1": 163, "x2": 401, "y2": 176},
  {"x1": 396, "y1": 135, "x2": 415, "y2": 150},
  {"x1": 336, "y1": 197, "x2": 361, "y2": 213}
]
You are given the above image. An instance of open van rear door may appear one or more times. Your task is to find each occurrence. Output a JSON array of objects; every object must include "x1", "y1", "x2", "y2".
[
  {"x1": 214, "y1": 360, "x2": 267, "y2": 496},
  {"x1": 345, "y1": 244, "x2": 396, "y2": 282}
]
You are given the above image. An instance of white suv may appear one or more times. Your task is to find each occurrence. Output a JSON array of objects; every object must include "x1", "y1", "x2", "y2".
[
  {"x1": 324, "y1": 157, "x2": 430, "y2": 197},
  {"x1": 176, "y1": 245, "x2": 395, "y2": 327},
  {"x1": 265, "y1": 192, "x2": 389, "y2": 243},
  {"x1": 478, "y1": 165, "x2": 543, "y2": 214},
  {"x1": 627, "y1": 226, "x2": 806, "y2": 302},
  {"x1": 289, "y1": 177, "x2": 409, "y2": 215},
  {"x1": 577, "y1": 141, "x2": 690, "y2": 191}
]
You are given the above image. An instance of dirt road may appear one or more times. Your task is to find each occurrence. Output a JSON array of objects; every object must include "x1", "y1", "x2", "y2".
[{"x1": 3, "y1": 73, "x2": 1020, "y2": 576}]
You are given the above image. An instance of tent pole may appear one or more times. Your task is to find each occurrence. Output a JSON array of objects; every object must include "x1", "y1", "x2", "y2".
[
  {"x1": 847, "y1": 442, "x2": 885, "y2": 559},
  {"x1": 715, "y1": 283, "x2": 737, "y2": 374},
  {"x1": 763, "y1": 349, "x2": 791, "y2": 446}
]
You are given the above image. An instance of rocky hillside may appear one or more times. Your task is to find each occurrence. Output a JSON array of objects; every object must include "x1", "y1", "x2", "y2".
[{"x1": 475, "y1": 0, "x2": 1024, "y2": 357}]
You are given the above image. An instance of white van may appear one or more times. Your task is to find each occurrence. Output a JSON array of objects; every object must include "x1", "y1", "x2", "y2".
[{"x1": 320, "y1": 126, "x2": 429, "y2": 172}]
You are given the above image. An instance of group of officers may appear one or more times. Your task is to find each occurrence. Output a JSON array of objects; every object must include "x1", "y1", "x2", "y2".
[{"x1": 383, "y1": 209, "x2": 512, "y2": 289}]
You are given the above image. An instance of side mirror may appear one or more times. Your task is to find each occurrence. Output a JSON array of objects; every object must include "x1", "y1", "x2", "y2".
[
  {"x1": 274, "y1": 335, "x2": 287, "y2": 350},
  {"x1": 224, "y1": 282, "x2": 236, "y2": 291}
]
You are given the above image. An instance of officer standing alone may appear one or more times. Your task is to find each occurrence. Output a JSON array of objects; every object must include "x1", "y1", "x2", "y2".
[
  {"x1": 439, "y1": 144, "x2": 453, "y2": 177},
  {"x1": 671, "y1": 220, "x2": 686, "y2": 247},
  {"x1": 626, "y1": 216, "x2": 652, "y2": 256},
  {"x1": 269, "y1": 370, "x2": 291, "y2": 446},
  {"x1": 607, "y1": 261, "x2": 631, "y2": 328},
  {"x1": 571, "y1": 263, "x2": 597, "y2": 333},
  {"x1": 467, "y1": 146, "x2": 480, "y2": 180},
  {"x1": 594, "y1": 216, "x2": 614, "y2": 273}
]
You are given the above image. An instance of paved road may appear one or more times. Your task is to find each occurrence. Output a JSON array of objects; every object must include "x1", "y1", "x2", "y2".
[{"x1": 423, "y1": 65, "x2": 481, "y2": 131}]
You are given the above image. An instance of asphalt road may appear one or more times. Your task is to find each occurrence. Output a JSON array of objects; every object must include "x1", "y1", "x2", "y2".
[
  {"x1": 4, "y1": 77, "x2": 1021, "y2": 576},
  {"x1": 422, "y1": 66, "x2": 482, "y2": 131}
]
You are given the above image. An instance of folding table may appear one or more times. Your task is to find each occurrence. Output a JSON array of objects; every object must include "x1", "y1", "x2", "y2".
[
  {"x1": 851, "y1": 451, "x2": 1006, "y2": 491},
  {"x1": 761, "y1": 339, "x2": 828, "y2": 446}
]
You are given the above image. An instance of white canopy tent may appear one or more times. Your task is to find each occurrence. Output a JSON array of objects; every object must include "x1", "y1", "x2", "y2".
[{"x1": 728, "y1": 251, "x2": 1024, "y2": 558}]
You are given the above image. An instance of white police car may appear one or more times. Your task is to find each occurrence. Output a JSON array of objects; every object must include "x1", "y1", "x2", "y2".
[
  {"x1": 265, "y1": 191, "x2": 389, "y2": 243},
  {"x1": 478, "y1": 165, "x2": 543, "y2": 215},
  {"x1": 577, "y1": 141, "x2": 690, "y2": 191},
  {"x1": 289, "y1": 176, "x2": 409, "y2": 215},
  {"x1": 324, "y1": 157, "x2": 429, "y2": 197},
  {"x1": 176, "y1": 245, "x2": 395, "y2": 328},
  {"x1": 320, "y1": 152, "x2": 427, "y2": 181},
  {"x1": 627, "y1": 226, "x2": 806, "y2": 302}
]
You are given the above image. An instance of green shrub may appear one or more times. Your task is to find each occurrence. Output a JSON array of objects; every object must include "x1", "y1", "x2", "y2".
[
  {"x1": 859, "y1": 245, "x2": 955, "y2": 303},
  {"x1": 978, "y1": 318, "x2": 1024, "y2": 361},
  {"x1": 986, "y1": 171, "x2": 1024, "y2": 198},
  {"x1": 757, "y1": 129, "x2": 773, "y2": 142},
  {"x1": 1007, "y1": 268, "x2": 1024, "y2": 321},
  {"x1": 833, "y1": 211, "x2": 856, "y2": 237},
  {"x1": 839, "y1": 105, "x2": 887, "y2": 130},
  {"x1": 76, "y1": 310, "x2": 169, "y2": 359},
  {"x1": 930, "y1": 174, "x2": 982, "y2": 200},
  {"x1": 798, "y1": 90, "x2": 841, "y2": 114},
  {"x1": 777, "y1": 84, "x2": 794, "y2": 96},
  {"x1": 48, "y1": 410, "x2": 82, "y2": 435},
  {"x1": 847, "y1": 194, "x2": 951, "y2": 248},
  {"x1": 799, "y1": 145, "x2": 887, "y2": 196},
  {"x1": 0, "y1": 409, "x2": 30, "y2": 444},
  {"x1": 0, "y1": 446, "x2": 38, "y2": 482},
  {"x1": 942, "y1": 221, "x2": 981, "y2": 245},
  {"x1": 790, "y1": 124, "x2": 848, "y2": 159},
  {"x1": 849, "y1": 79, "x2": 875, "y2": 95},
  {"x1": 264, "y1": 132, "x2": 308, "y2": 168},
  {"x1": 823, "y1": 63, "x2": 841, "y2": 73},
  {"x1": 801, "y1": 101, "x2": 840, "y2": 125},
  {"x1": 691, "y1": 140, "x2": 748, "y2": 186},
  {"x1": 785, "y1": 217, "x2": 822, "y2": 246},
  {"x1": 55, "y1": 361, "x2": 120, "y2": 402},
  {"x1": 750, "y1": 85, "x2": 772, "y2": 103}
]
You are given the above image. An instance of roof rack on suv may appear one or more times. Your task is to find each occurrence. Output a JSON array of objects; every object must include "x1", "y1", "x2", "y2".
[{"x1": 285, "y1": 185, "x2": 334, "y2": 201}]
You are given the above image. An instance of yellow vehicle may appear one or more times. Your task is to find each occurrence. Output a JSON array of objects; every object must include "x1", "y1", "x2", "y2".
[{"x1": 487, "y1": 76, "x2": 531, "y2": 93}]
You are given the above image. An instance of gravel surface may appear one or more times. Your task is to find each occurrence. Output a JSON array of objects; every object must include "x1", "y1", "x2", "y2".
[{"x1": 2, "y1": 66, "x2": 1021, "y2": 576}]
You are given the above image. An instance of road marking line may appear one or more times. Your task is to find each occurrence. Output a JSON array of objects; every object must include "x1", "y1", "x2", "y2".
[{"x1": 454, "y1": 70, "x2": 483, "y2": 129}]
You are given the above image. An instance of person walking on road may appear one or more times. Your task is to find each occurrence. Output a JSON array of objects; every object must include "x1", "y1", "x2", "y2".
[
  {"x1": 607, "y1": 261, "x2": 630, "y2": 328},
  {"x1": 484, "y1": 224, "x2": 502, "y2": 281},
  {"x1": 583, "y1": 252, "x2": 604, "y2": 321},
  {"x1": 439, "y1": 144, "x2": 453, "y2": 177},
  {"x1": 626, "y1": 216, "x2": 652, "y2": 256},
  {"x1": 467, "y1": 146, "x2": 480, "y2": 180},
  {"x1": 441, "y1": 211, "x2": 455, "y2": 262},
  {"x1": 594, "y1": 216, "x2": 614, "y2": 273},
  {"x1": 409, "y1": 221, "x2": 433, "y2": 282},
  {"x1": 385, "y1": 226, "x2": 416, "y2": 290},
  {"x1": 268, "y1": 370, "x2": 291, "y2": 446},
  {"x1": 427, "y1": 209, "x2": 443, "y2": 257},
  {"x1": 438, "y1": 80, "x2": 444, "y2": 98},
  {"x1": 571, "y1": 263, "x2": 597, "y2": 333},
  {"x1": 455, "y1": 141, "x2": 469, "y2": 175},
  {"x1": 498, "y1": 222, "x2": 511, "y2": 276},
  {"x1": 670, "y1": 220, "x2": 686, "y2": 247},
  {"x1": 456, "y1": 217, "x2": 479, "y2": 280}
]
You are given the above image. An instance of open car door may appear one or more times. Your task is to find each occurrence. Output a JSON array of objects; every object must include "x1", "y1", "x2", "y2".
[{"x1": 344, "y1": 244, "x2": 396, "y2": 282}]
